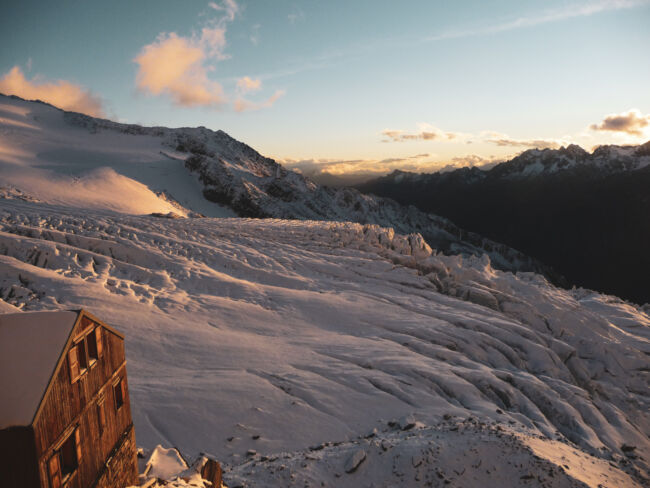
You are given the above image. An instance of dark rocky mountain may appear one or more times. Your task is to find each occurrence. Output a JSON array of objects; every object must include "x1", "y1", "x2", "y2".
[{"x1": 357, "y1": 143, "x2": 650, "y2": 304}]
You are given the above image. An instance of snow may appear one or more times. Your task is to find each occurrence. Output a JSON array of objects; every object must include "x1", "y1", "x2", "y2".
[
  {"x1": 0, "y1": 95, "x2": 235, "y2": 217},
  {"x1": 0, "y1": 198, "x2": 648, "y2": 486},
  {"x1": 0, "y1": 310, "x2": 78, "y2": 428},
  {"x1": 144, "y1": 445, "x2": 189, "y2": 480},
  {"x1": 223, "y1": 419, "x2": 639, "y2": 488}
]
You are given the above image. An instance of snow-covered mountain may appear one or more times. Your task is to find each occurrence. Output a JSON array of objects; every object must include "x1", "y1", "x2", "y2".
[
  {"x1": 357, "y1": 143, "x2": 650, "y2": 305},
  {"x1": 1, "y1": 198, "x2": 648, "y2": 487},
  {"x1": 0, "y1": 93, "x2": 560, "y2": 281},
  {"x1": 375, "y1": 142, "x2": 650, "y2": 185}
]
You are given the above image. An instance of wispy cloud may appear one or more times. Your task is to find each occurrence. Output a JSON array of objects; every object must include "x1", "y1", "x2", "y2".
[
  {"x1": 381, "y1": 126, "x2": 567, "y2": 150},
  {"x1": 382, "y1": 124, "x2": 460, "y2": 143},
  {"x1": 279, "y1": 152, "x2": 500, "y2": 185},
  {"x1": 234, "y1": 89, "x2": 285, "y2": 112},
  {"x1": 288, "y1": 8, "x2": 305, "y2": 24},
  {"x1": 236, "y1": 76, "x2": 262, "y2": 94},
  {"x1": 0, "y1": 66, "x2": 104, "y2": 117},
  {"x1": 250, "y1": 23, "x2": 261, "y2": 46},
  {"x1": 250, "y1": 0, "x2": 649, "y2": 83},
  {"x1": 590, "y1": 108, "x2": 650, "y2": 136},
  {"x1": 485, "y1": 137, "x2": 560, "y2": 149},
  {"x1": 423, "y1": 0, "x2": 650, "y2": 42}
]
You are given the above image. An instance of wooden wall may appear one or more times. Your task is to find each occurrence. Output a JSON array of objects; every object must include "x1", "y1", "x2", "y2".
[
  {"x1": 0, "y1": 426, "x2": 40, "y2": 488},
  {"x1": 32, "y1": 312, "x2": 137, "y2": 488},
  {"x1": 93, "y1": 425, "x2": 138, "y2": 488}
]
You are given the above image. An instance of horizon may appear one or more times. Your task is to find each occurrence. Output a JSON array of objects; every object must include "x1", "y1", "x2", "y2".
[{"x1": 1, "y1": 0, "x2": 649, "y2": 182}]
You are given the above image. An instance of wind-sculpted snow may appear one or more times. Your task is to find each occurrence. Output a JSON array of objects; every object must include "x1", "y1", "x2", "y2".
[{"x1": 0, "y1": 199, "x2": 648, "y2": 485}]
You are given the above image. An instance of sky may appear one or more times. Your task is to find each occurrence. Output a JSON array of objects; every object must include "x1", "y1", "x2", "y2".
[{"x1": 1, "y1": 0, "x2": 649, "y2": 183}]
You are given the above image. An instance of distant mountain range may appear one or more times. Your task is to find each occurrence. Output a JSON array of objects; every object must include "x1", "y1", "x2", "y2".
[{"x1": 357, "y1": 143, "x2": 650, "y2": 304}]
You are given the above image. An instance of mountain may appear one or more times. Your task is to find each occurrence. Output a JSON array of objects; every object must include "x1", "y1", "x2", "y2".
[
  {"x1": 0, "y1": 93, "x2": 560, "y2": 282},
  {"x1": 1, "y1": 198, "x2": 648, "y2": 486},
  {"x1": 357, "y1": 143, "x2": 650, "y2": 304}
]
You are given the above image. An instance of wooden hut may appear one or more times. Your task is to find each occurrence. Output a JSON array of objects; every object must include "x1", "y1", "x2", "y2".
[{"x1": 0, "y1": 309, "x2": 139, "y2": 488}]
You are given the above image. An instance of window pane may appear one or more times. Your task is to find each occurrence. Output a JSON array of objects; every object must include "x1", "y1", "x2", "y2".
[
  {"x1": 60, "y1": 431, "x2": 78, "y2": 476},
  {"x1": 87, "y1": 329, "x2": 98, "y2": 361},
  {"x1": 114, "y1": 378, "x2": 124, "y2": 410},
  {"x1": 77, "y1": 341, "x2": 88, "y2": 371}
]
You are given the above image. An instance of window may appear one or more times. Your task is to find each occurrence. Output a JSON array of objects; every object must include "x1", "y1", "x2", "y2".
[
  {"x1": 113, "y1": 377, "x2": 125, "y2": 410},
  {"x1": 97, "y1": 398, "x2": 106, "y2": 436},
  {"x1": 87, "y1": 328, "x2": 99, "y2": 362},
  {"x1": 68, "y1": 327, "x2": 103, "y2": 383},
  {"x1": 77, "y1": 341, "x2": 88, "y2": 372},
  {"x1": 59, "y1": 431, "x2": 78, "y2": 478},
  {"x1": 48, "y1": 427, "x2": 82, "y2": 488}
]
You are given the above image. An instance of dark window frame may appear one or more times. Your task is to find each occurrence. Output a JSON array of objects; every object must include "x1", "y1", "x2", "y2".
[
  {"x1": 49, "y1": 427, "x2": 81, "y2": 487},
  {"x1": 113, "y1": 377, "x2": 125, "y2": 411}
]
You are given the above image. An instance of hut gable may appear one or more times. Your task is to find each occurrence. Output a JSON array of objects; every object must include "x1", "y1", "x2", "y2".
[
  {"x1": 0, "y1": 311, "x2": 78, "y2": 429},
  {"x1": 0, "y1": 309, "x2": 138, "y2": 488}
]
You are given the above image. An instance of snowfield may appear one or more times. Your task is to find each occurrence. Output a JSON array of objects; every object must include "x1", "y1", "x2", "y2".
[{"x1": 1, "y1": 198, "x2": 648, "y2": 487}]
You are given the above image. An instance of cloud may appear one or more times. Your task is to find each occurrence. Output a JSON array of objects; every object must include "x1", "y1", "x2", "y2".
[
  {"x1": 208, "y1": 0, "x2": 239, "y2": 21},
  {"x1": 134, "y1": 1, "x2": 284, "y2": 112},
  {"x1": 424, "y1": 0, "x2": 650, "y2": 42},
  {"x1": 236, "y1": 76, "x2": 262, "y2": 94},
  {"x1": 589, "y1": 109, "x2": 650, "y2": 136},
  {"x1": 485, "y1": 138, "x2": 560, "y2": 149},
  {"x1": 134, "y1": 0, "x2": 239, "y2": 108},
  {"x1": 250, "y1": 24, "x2": 261, "y2": 45},
  {"x1": 278, "y1": 151, "x2": 508, "y2": 186},
  {"x1": 382, "y1": 124, "x2": 460, "y2": 142},
  {"x1": 234, "y1": 89, "x2": 285, "y2": 112},
  {"x1": 134, "y1": 33, "x2": 226, "y2": 107},
  {"x1": 288, "y1": 9, "x2": 305, "y2": 24},
  {"x1": 280, "y1": 153, "x2": 484, "y2": 185},
  {"x1": 0, "y1": 66, "x2": 105, "y2": 117}
]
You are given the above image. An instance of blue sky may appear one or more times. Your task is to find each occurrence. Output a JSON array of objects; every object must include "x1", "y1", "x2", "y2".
[{"x1": 1, "y1": 0, "x2": 649, "y2": 179}]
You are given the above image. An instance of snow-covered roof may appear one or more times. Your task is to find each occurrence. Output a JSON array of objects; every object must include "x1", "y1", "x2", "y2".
[{"x1": 0, "y1": 310, "x2": 79, "y2": 429}]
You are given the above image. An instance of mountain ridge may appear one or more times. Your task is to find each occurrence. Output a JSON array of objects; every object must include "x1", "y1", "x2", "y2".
[{"x1": 357, "y1": 142, "x2": 650, "y2": 304}]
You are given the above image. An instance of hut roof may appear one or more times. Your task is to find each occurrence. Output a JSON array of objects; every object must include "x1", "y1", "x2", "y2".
[{"x1": 0, "y1": 310, "x2": 79, "y2": 429}]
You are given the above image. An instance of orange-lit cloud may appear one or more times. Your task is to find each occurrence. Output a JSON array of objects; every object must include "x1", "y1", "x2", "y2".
[
  {"x1": 134, "y1": 0, "x2": 284, "y2": 112},
  {"x1": 234, "y1": 89, "x2": 285, "y2": 112},
  {"x1": 134, "y1": 33, "x2": 226, "y2": 107},
  {"x1": 590, "y1": 109, "x2": 650, "y2": 136},
  {"x1": 279, "y1": 152, "x2": 500, "y2": 185},
  {"x1": 133, "y1": 0, "x2": 238, "y2": 108},
  {"x1": 236, "y1": 76, "x2": 262, "y2": 93},
  {"x1": 486, "y1": 137, "x2": 560, "y2": 149},
  {"x1": 0, "y1": 66, "x2": 104, "y2": 117},
  {"x1": 382, "y1": 125, "x2": 459, "y2": 142}
]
